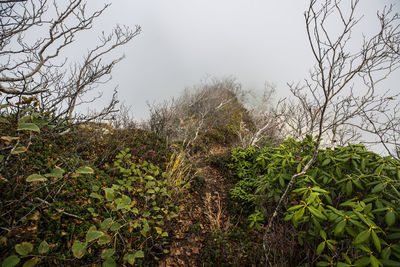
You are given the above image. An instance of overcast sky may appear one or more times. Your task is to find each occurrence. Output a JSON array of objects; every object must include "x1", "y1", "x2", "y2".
[{"x1": 79, "y1": 0, "x2": 400, "y2": 120}]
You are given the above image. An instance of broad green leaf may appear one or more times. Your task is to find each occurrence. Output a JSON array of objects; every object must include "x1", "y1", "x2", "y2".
[
  {"x1": 97, "y1": 234, "x2": 112, "y2": 245},
  {"x1": 385, "y1": 211, "x2": 396, "y2": 227},
  {"x1": 76, "y1": 166, "x2": 94, "y2": 174},
  {"x1": 123, "y1": 253, "x2": 135, "y2": 265},
  {"x1": 44, "y1": 167, "x2": 65, "y2": 178},
  {"x1": 89, "y1": 193, "x2": 103, "y2": 199},
  {"x1": 134, "y1": 250, "x2": 144, "y2": 258},
  {"x1": 102, "y1": 257, "x2": 116, "y2": 267},
  {"x1": 101, "y1": 248, "x2": 115, "y2": 259},
  {"x1": 293, "y1": 207, "x2": 305, "y2": 223},
  {"x1": 307, "y1": 192, "x2": 318, "y2": 205},
  {"x1": 109, "y1": 222, "x2": 121, "y2": 232},
  {"x1": 100, "y1": 218, "x2": 113, "y2": 230},
  {"x1": 354, "y1": 230, "x2": 370, "y2": 244},
  {"x1": 320, "y1": 229, "x2": 327, "y2": 240},
  {"x1": 381, "y1": 247, "x2": 391, "y2": 260},
  {"x1": 379, "y1": 259, "x2": 400, "y2": 267},
  {"x1": 26, "y1": 174, "x2": 47, "y2": 183},
  {"x1": 345, "y1": 181, "x2": 353, "y2": 195},
  {"x1": 38, "y1": 240, "x2": 49, "y2": 254},
  {"x1": 307, "y1": 206, "x2": 327, "y2": 220},
  {"x1": 17, "y1": 123, "x2": 40, "y2": 132},
  {"x1": 316, "y1": 241, "x2": 325, "y2": 254},
  {"x1": 369, "y1": 255, "x2": 381, "y2": 267},
  {"x1": 15, "y1": 242, "x2": 33, "y2": 256},
  {"x1": 22, "y1": 257, "x2": 40, "y2": 267},
  {"x1": 334, "y1": 220, "x2": 346, "y2": 236},
  {"x1": 71, "y1": 240, "x2": 87, "y2": 259},
  {"x1": 2, "y1": 255, "x2": 20, "y2": 267},
  {"x1": 354, "y1": 257, "x2": 370, "y2": 267},
  {"x1": 86, "y1": 229, "x2": 104, "y2": 242},
  {"x1": 316, "y1": 261, "x2": 330, "y2": 267},
  {"x1": 371, "y1": 183, "x2": 386, "y2": 194},
  {"x1": 287, "y1": 205, "x2": 303, "y2": 212},
  {"x1": 104, "y1": 188, "x2": 114, "y2": 201},
  {"x1": 371, "y1": 230, "x2": 381, "y2": 252},
  {"x1": 321, "y1": 158, "x2": 331, "y2": 166}
]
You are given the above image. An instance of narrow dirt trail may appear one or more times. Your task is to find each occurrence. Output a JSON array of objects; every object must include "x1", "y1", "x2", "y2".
[{"x1": 160, "y1": 146, "x2": 229, "y2": 266}]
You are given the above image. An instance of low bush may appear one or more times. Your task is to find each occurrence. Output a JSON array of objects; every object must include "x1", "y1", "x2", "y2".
[{"x1": 229, "y1": 137, "x2": 400, "y2": 266}]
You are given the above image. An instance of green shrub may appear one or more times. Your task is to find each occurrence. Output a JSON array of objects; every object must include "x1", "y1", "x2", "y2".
[{"x1": 229, "y1": 137, "x2": 400, "y2": 266}]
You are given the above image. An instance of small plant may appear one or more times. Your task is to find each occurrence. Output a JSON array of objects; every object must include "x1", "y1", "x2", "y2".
[
  {"x1": 165, "y1": 151, "x2": 195, "y2": 190},
  {"x1": 70, "y1": 149, "x2": 182, "y2": 265}
]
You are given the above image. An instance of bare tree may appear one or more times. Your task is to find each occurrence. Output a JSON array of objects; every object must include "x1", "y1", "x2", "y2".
[
  {"x1": 147, "y1": 78, "x2": 245, "y2": 150},
  {"x1": 264, "y1": 0, "x2": 400, "y2": 264},
  {"x1": 0, "y1": 0, "x2": 140, "y2": 126},
  {"x1": 236, "y1": 83, "x2": 283, "y2": 147}
]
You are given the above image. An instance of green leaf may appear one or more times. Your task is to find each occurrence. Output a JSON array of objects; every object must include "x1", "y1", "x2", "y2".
[
  {"x1": 17, "y1": 123, "x2": 40, "y2": 132},
  {"x1": 26, "y1": 174, "x2": 47, "y2": 183},
  {"x1": 307, "y1": 192, "x2": 319, "y2": 205},
  {"x1": 371, "y1": 230, "x2": 381, "y2": 252},
  {"x1": 71, "y1": 240, "x2": 87, "y2": 259},
  {"x1": 38, "y1": 240, "x2": 49, "y2": 254},
  {"x1": 316, "y1": 261, "x2": 330, "y2": 267},
  {"x1": 371, "y1": 183, "x2": 386, "y2": 194},
  {"x1": 321, "y1": 158, "x2": 331, "y2": 166},
  {"x1": 86, "y1": 229, "x2": 104, "y2": 242},
  {"x1": 101, "y1": 218, "x2": 113, "y2": 230},
  {"x1": 89, "y1": 192, "x2": 103, "y2": 199},
  {"x1": 104, "y1": 188, "x2": 114, "y2": 201},
  {"x1": 44, "y1": 167, "x2": 65, "y2": 178},
  {"x1": 134, "y1": 250, "x2": 144, "y2": 258},
  {"x1": 15, "y1": 242, "x2": 33, "y2": 256},
  {"x1": 334, "y1": 220, "x2": 346, "y2": 236},
  {"x1": 102, "y1": 257, "x2": 116, "y2": 267},
  {"x1": 293, "y1": 207, "x2": 305, "y2": 223},
  {"x1": 354, "y1": 257, "x2": 370, "y2": 267},
  {"x1": 354, "y1": 230, "x2": 371, "y2": 244},
  {"x1": 123, "y1": 253, "x2": 135, "y2": 265},
  {"x1": 101, "y1": 249, "x2": 115, "y2": 259},
  {"x1": 97, "y1": 234, "x2": 112, "y2": 245},
  {"x1": 320, "y1": 229, "x2": 327, "y2": 240},
  {"x1": 110, "y1": 222, "x2": 121, "y2": 232},
  {"x1": 22, "y1": 257, "x2": 40, "y2": 267},
  {"x1": 345, "y1": 181, "x2": 353, "y2": 195},
  {"x1": 0, "y1": 117, "x2": 9, "y2": 123},
  {"x1": 370, "y1": 255, "x2": 381, "y2": 267},
  {"x1": 307, "y1": 206, "x2": 327, "y2": 220},
  {"x1": 316, "y1": 241, "x2": 326, "y2": 254},
  {"x1": 385, "y1": 211, "x2": 396, "y2": 227},
  {"x1": 381, "y1": 247, "x2": 391, "y2": 260},
  {"x1": 2, "y1": 255, "x2": 20, "y2": 267},
  {"x1": 76, "y1": 166, "x2": 94, "y2": 174},
  {"x1": 379, "y1": 259, "x2": 400, "y2": 267}
]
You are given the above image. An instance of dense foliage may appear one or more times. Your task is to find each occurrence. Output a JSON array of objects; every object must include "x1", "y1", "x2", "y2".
[{"x1": 229, "y1": 137, "x2": 400, "y2": 266}]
